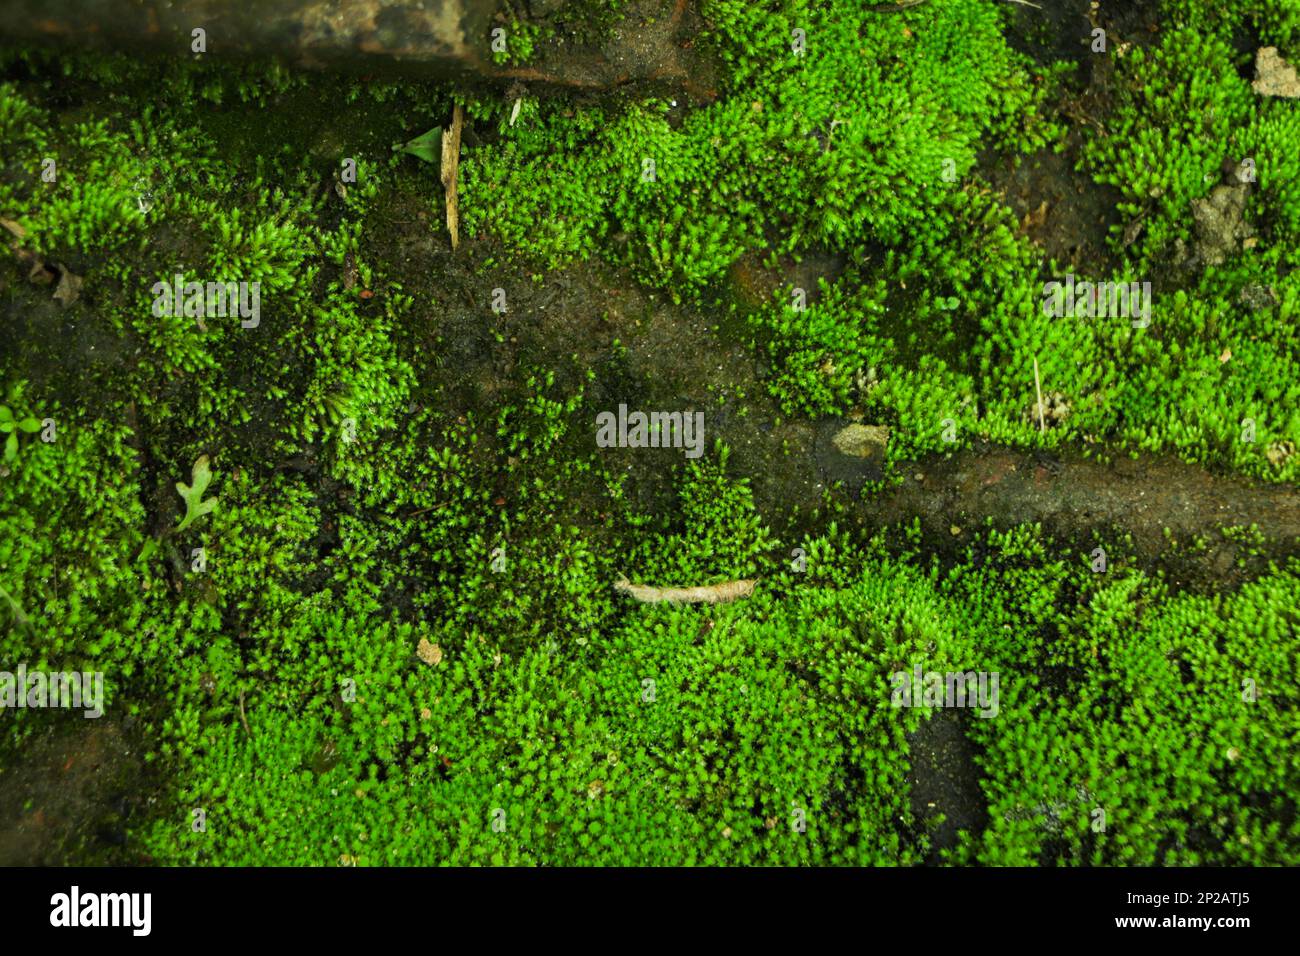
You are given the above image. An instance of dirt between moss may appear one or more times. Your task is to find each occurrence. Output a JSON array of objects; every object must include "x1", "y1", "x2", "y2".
[
  {"x1": 7, "y1": 182, "x2": 1296, "y2": 593},
  {"x1": 383, "y1": 224, "x2": 1298, "y2": 582},
  {"x1": 853, "y1": 443, "x2": 1299, "y2": 584},
  {"x1": 0, "y1": 717, "x2": 149, "y2": 866}
]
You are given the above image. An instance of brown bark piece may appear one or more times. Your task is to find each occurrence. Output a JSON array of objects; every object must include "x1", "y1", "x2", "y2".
[{"x1": 441, "y1": 103, "x2": 463, "y2": 251}]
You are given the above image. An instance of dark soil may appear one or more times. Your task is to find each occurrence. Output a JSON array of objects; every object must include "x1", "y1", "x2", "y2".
[
  {"x1": 0, "y1": 717, "x2": 150, "y2": 865},
  {"x1": 907, "y1": 708, "x2": 988, "y2": 863}
]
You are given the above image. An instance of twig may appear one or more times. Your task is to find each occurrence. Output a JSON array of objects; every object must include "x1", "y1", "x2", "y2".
[
  {"x1": 867, "y1": 0, "x2": 928, "y2": 10},
  {"x1": 237, "y1": 690, "x2": 252, "y2": 736},
  {"x1": 615, "y1": 576, "x2": 756, "y2": 605},
  {"x1": 1033, "y1": 357, "x2": 1046, "y2": 434},
  {"x1": 870, "y1": 1, "x2": 1041, "y2": 14},
  {"x1": 441, "y1": 103, "x2": 464, "y2": 251}
]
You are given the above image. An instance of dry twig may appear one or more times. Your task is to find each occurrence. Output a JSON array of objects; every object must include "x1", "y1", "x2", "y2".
[
  {"x1": 615, "y1": 576, "x2": 756, "y2": 605},
  {"x1": 1033, "y1": 357, "x2": 1046, "y2": 434},
  {"x1": 238, "y1": 690, "x2": 252, "y2": 736},
  {"x1": 441, "y1": 103, "x2": 464, "y2": 250}
]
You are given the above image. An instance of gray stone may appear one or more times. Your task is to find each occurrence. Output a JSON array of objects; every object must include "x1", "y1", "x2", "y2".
[
  {"x1": 832, "y1": 423, "x2": 890, "y2": 459},
  {"x1": 1253, "y1": 47, "x2": 1300, "y2": 98},
  {"x1": 1190, "y1": 184, "x2": 1255, "y2": 267}
]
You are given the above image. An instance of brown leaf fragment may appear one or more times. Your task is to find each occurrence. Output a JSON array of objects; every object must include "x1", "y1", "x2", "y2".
[
  {"x1": 1019, "y1": 200, "x2": 1048, "y2": 233},
  {"x1": 27, "y1": 259, "x2": 56, "y2": 285},
  {"x1": 1122, "y1": 212, "x2": 1147, "y2": 248},
  {"x1": 52, "y1": 263, "x2": 82, "y2": 306},
  {"x1": 417, "y1": 638, "x2": 443, "y2": 666}
]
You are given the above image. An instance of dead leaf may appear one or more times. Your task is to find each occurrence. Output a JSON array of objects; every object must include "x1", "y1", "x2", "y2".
[
  {"x1": 1219, "y1": 348, "x2": 1232, "y2": 364},
  {"x1": 1122, "y1": 212, "x2": 1147, "y2": 248},
  {"x1": 417, "y1": 638, "x2": 443, "y2": 666},
  {"x1": 52, "y1": 263, "x2": 83, "y2": 307},
  {"x1": 27, "y1": 259, "x2": 56, "y2": 285},
  {"x1": 2, "y1": 219, "x2": 50, "y2": 281},
  {"x1": 1019, "y1": 200, "x2": 1048, "y2": 233}
]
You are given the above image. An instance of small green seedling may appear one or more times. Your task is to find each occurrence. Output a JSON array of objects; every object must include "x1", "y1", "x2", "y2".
[
  {"x1": 395, "y1": 128, "x2": 442, "y2": 164},
  {"x1": 0, "y1": 381, "x2": 42, "y2": 462},
  {"x1": 0, "y1": 406, "x2": 41, "y2": 462},
  {"x1": 175, "y1": 454, "x2": 219, "y2": 533}
]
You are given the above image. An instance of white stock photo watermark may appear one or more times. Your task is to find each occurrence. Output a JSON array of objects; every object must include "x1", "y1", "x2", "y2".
[
  {"x1": 890, "y1": 665, "x2": 999, "y2": 718},
  {"x1": 50, "y1": 886, "x2": 151, "y2": 936},
  {"x1": 596, "y1": 403, "x2": 705, "y2": 458},
  {"x1": 152, "y1": 274, "x2": 260, "y2": 328},
  {"x1": 1042, "y1": 273, "x2": 1151, "y2": 328},
  {"x1": 0, "y1": 664, "x2": 104, "y2": 718}
]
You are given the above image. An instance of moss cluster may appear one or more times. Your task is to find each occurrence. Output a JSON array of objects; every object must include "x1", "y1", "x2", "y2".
[
  {"x1": 462, "y1": 0, "x2": 1300, "y2": 480},
  {"x1": 1, "y1": 0, "x2": 1298, "y2": 866}
]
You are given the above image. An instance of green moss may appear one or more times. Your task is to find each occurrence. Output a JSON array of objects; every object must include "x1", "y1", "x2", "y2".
[
  {"x1": 2, "y1": 2, "x2": 1299, "y2": 867},
  {"x1": 462, "y1": 0, "x2": 1051, "y2": 296}
]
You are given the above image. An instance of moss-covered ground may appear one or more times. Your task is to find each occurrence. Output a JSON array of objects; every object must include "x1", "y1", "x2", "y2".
[{"x1": 1, "y1": 0, "x2": 1298, "y2": 865}]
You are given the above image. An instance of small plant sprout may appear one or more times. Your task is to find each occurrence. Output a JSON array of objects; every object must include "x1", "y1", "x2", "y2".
[
  {"x1": 175, "y1": 455, "x2": 219, "y2": 533},
  {"x1": 395, "y1": 127, "x2": 442, "y2": 165},
  {"x1": 0, "y1": 404, "x2": 41, "y2": 462},
  {"x1": 0, "y1": 380, "x2": 42, "y2": 462}
]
